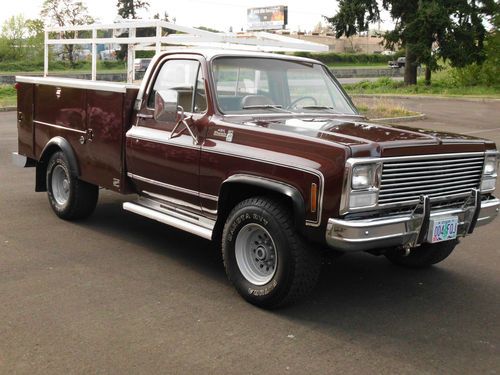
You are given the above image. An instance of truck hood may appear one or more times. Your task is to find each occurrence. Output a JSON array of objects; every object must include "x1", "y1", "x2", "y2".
[{"x1": 227, "y1": 115, "x2": 494, "y2": 157}]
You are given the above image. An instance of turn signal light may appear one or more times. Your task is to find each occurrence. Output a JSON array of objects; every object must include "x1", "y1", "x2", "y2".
[{"x1": 310, "y1": 183, "x2": 318, "y2": 213}]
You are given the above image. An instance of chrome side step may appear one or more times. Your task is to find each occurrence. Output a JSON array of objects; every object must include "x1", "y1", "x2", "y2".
[{"x1": 123, "y1": 202, "x2": 213, "y2": 240}]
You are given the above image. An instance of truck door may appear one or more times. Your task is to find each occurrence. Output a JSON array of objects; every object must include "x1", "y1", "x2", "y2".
[{"x1": 126, "y1": 57, "x2": 208, "y2": 214}]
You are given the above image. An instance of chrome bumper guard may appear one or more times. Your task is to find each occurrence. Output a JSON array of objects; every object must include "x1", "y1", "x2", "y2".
[{"x1": 326, "y1": 190, "x2": 500, "y2": 252}]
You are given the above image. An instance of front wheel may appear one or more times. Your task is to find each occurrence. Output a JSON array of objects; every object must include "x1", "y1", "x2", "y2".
[
  {"x1": 384, "y1": 240, "x2": 458, "y2": 269},
  {"x1": 46, "y1": 151, "x2": 98, "y2": 220},
  {"x1": 222, "y1": 197, "x2": 320, "y2": 308}
]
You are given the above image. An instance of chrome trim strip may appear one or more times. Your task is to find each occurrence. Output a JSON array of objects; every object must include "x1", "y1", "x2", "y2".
[
  {"x1": 34, "y1": 120, "x2": 87, "y2": 135},
  {"x1": 126, "y1": 126, "x2": 200, "y2": 150},
  {"x1": 350, "y1": 152, "x2": 486, "y2": 163},
  {"x1": 142, "y1": 190, "x2": 202, "y2": 212},
  {"x1": 200, "y1": 192, "x2": 218, "y2": 201},
  {"x1": 380, "y1": 181, "x2": 480, "y2": 195},
  {"x1": 127, "y1": 172, "x2": 219, "y2": 201},
  {"x1": 16, "y1": 75, "x2": 137, "y2": 93},
  {"x1": 123, "y1": 202, "x2": 213, "y2": 240}
]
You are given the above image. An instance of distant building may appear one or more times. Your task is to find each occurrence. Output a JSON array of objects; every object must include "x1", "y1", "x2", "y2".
[{"x1": 276, "y1": 31, "x2": 395, "y2": 54}]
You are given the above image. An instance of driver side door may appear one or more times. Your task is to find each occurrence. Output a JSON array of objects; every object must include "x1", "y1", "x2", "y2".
[{"x1": 126, "y1": 57, "x2": 208, "y2": 214}]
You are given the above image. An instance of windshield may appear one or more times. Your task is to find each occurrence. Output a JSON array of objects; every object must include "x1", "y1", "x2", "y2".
[{"x1": 212, "y1": 57, "x2": 357, "y2": 115}]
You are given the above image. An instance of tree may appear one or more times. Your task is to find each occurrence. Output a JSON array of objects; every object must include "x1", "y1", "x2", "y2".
[
  {"x1": 325, "y1": 0, "x2": 496, "y2": 85},
  {"x1": 153, "y1": 12, "x2": 170, "y2": 22},
  {"x1": 41, "y1": 0, "x2": 95, "y2": 67},
  {"x1": 0, "y1": 15, "x2": 45, "y2": 62},
  {"x1": 117, "y1": 0, "x2": 150, "y2": 19},
  {"x1": 1, "y1": 15, "x2": 27, "y2": 60}
]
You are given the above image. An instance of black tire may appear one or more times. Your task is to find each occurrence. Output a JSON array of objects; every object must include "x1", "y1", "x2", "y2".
[
  {"x1": 385, "y1": 240, "x2": 458, "y2": 269},
  {"x1": 222, "y1": 197, "x2": 321, "y2": 308},
  {"x1": 46, "y1": 151, "x2": 98, "y2": 220}
]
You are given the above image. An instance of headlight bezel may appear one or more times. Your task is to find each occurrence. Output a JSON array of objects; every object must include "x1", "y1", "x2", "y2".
[
  {"x1": 340, "y1": 159, "x2": 382, "y2": 215},
  {"x1": 481, "y1": 151, "x2": 499, "y2": 193}
]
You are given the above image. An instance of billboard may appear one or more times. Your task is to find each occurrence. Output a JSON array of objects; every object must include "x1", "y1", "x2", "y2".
[{"x1": 247, "y1": 5, "x2": 288, "y2": 31}]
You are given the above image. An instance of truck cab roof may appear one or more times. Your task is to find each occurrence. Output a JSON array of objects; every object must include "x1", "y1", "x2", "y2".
[{"x1": 154, "y1": 48, "x2": 320, "y2": 64}]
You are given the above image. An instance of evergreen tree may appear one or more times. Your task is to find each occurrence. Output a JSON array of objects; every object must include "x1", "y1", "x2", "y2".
[
  {"x1": 117, "y1": 0, "x2": 150, "y2": 19},
  {"x1": 326, "y1": 0, "x2": 497, "y2": 85}
]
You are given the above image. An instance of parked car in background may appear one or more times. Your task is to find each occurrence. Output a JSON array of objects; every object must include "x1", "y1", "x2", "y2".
[
  {"x1": 389, "y1": 56, "x2": 406, "y2": 68},
  {"x1": 381, "y1": 50, "x2": 396, "y2": 56},
  {"x1": 134, "y1": 58, "x2": 152, "y2": 72}
]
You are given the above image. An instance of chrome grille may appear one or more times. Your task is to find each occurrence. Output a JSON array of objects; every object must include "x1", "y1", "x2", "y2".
[{"x1": 379, "y1": 153, "x2": 484, "y2": 206}]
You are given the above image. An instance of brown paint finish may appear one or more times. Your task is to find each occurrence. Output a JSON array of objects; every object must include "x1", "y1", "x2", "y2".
[
  {"x1": 16, "y1": 83, "x2": 34, "y2": 159},
  {"x1": 200, "y1": 116, "x2": 349, "y2": 226},
  {"x1": 81, "y1": 89, "x2": 125, "y2": 190},
  {"x1": 29, "y1": 82, "x2": 137, "y2": 193},
  {"x1": 35, "y1": 85, "x2": 86, "y2": 132}
]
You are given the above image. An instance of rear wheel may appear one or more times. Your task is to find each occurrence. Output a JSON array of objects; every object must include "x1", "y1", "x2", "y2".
[
  {"x1": 222, "y1": 197, "x2": 320, "y2": 308},
  {"x1": 385, "y1": 240, "x2": 458, "y2": 269},
  {"x1": 46, "y1": 151, "x2": 98, "y2": 220}
]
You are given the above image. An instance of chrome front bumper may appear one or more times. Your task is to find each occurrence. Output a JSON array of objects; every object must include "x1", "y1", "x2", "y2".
[{"x1": 326, "y1": 194, "x2": 500, "y2": 252}]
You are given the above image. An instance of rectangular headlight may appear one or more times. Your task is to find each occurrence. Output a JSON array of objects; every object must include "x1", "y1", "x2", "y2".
[
  {"x1": 481, "y1": 152, "x2": 498, "y2": 193},
  {"x1": 483, "y1": 154, "x2": 498, "y2": 176},
  {"x1": 340, "y1": 160, "x2": 382, "y2": 214},
  {"x1": 351, "y1": 164, "x2": 381, "y2": 190}
]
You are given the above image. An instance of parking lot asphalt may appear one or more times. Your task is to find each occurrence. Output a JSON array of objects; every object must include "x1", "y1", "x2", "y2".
[{"x1": 1, "y1": 98, "x2": 499, "y2": 374}]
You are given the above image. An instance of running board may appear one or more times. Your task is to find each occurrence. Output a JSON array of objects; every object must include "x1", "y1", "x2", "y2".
[{"x1": 123, "y1": 202, "x2": 213, "y2": 240}]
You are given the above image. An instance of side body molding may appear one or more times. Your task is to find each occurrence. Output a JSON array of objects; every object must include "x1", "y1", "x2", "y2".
[
  {"x1": 219, "y1": 174, "x2": 307, "y2": 230},
  {"x1": 35, "y1": 136, "x2": 80, "y2": 192}
]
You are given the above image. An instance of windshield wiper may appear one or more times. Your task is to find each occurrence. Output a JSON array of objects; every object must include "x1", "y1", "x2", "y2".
[
  {"x1": 241, "y1": 104, "x2": 293, "y2": 113},
  {"x1": 299, "y1": 105, "x2": 363, "y2": 117},
  {"x1": 299, "y1": 105, "x2": 341, "y2": 114}
]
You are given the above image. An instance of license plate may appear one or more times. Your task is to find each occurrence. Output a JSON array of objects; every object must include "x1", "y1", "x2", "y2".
[{"x1": 427, "y1": 217, "x2": 459, "y2": 243}]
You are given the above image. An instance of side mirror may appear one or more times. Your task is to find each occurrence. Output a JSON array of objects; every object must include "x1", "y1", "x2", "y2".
[{"x1": 154, "y1": 89, "x2": 178, "y2": 122}]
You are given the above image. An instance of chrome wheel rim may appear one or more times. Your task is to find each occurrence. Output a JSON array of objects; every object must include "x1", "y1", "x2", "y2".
[
  {"x1": 235, "y1": 223, "x2": 277, "y2": 285},
  {"x1": 51, "y1": 165, "x2": 70, "y2": 206}
]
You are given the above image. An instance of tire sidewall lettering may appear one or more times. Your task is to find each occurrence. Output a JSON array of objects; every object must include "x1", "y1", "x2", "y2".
[{"x1": 225, "y1": 206, "x2": 290, "y2": 299}]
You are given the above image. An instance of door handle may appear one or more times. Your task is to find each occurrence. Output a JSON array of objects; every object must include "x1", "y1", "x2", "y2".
[{"x1": 137, "y1": 113, "x2": 153, "y2": 119}]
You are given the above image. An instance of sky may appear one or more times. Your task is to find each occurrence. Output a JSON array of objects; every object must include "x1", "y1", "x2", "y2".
[{"x1": 0, "y1": 0, "x2": 393, "y2": 33}]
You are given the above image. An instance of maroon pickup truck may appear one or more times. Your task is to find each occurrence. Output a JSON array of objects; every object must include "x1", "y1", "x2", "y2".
[{"x1": 12, "y1": 49, "x2": 499, "y2": 308}]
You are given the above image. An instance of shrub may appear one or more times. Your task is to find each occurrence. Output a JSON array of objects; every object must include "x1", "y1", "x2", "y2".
[{"x1": 291, "y1": 52, "x2": 392, "y2": 65}]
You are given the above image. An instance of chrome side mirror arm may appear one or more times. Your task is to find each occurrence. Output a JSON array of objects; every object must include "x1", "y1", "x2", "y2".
[{"x1": 169, "y1": 106, "x2": 198, "y2": 145}]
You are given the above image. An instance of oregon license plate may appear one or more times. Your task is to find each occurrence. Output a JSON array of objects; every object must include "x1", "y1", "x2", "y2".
[{"x1": 427, "y1": 217, "x2": 459, "y2": 243}]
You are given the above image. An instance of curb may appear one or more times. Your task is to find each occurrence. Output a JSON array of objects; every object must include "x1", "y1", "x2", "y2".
[
  {"x1": 0, "y1": 106, "x2": 16, "y2": 112},
  {"x1": 371, "y1": 113, "x2": 426, "y2": 123},
  {"x1": 351, "y1": 94, "x2": 500, "y2": 102}
]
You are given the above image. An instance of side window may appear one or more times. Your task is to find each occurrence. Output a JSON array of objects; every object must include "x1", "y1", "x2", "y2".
[
  {"x1": 147, "y1": 59, "x2": 199, "y2": 111},
  {"x1": 193, "y1": 65, "x2": 207, "y2": 113}
]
